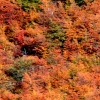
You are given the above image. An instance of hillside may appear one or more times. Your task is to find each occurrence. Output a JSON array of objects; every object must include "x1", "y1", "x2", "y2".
[{"x1": 0, "y1": 0, "x2": 100, "y2": 100}]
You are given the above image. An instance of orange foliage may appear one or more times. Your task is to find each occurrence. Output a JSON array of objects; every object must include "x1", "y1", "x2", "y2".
[{"x1": 0, "y1": 0, "x2": 100, "y2": 100}]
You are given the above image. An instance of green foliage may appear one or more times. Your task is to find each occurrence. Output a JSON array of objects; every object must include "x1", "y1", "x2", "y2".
[
  {"x1": 47, "y1": 20, "x2": 66, "y2": 47},
  {"x1": 69, "y1": 68, "x2": 77, "y2": 79},
  {"x1": 16, "y1": 0, "x2": 42, "y2": 12},
  {"x1": 75, "y1": 0, "x2": 86, "y2": 6},
  {"x1": 6, "y1": 58, "x2": 32, "y2": 82},
  {"x1": 26, "y1": 21, "x2": 35, "y2": 28},
  {"x1": 64, "y1": 1, "x2": 71, "y2": 10},
  {"x1": 46, "y1": 54, "x2": 56, "y2": 64}
]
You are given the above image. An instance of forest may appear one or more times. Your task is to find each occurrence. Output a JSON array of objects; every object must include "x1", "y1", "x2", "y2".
[{"x1": 0, "y1": 0, "x2": 100, "y2": 100}]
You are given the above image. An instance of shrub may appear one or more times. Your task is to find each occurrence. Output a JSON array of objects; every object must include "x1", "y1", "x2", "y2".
[
  {"x1": 46, "y1": 20, "x2": 66, "y2": 47},
  {"x1": 16, "y1": 0, "x2": 42, "y2": 12},
  {"x1": 5, "y1": 58, "x2": 32, "y2": 82}
]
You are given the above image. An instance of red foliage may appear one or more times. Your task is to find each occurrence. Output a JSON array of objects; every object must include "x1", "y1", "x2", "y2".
[
  {"x1": 0, "y1": 0, "x2": 24, "y2": 25},
  {"x1": 15, "y1": 30, "x2": 26, "y2": 44},
  {"x1": 0, "y1": 0, "x2": 100, "y2": 100}
]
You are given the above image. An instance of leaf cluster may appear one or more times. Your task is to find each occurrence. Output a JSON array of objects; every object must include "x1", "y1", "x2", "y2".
[
  {"x1": 5, "y1": 58, "x2": 32, "y2": 82},
  {"x1": 47, "y1": 20, "x2": 66, "y2": 46},
  {"x1": 16, "y1": 0, "x2": 42, "y2": 12}
]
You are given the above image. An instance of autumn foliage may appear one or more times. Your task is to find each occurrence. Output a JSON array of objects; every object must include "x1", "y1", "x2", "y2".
[{"x1": 0, "y1": 0, "x2": 100, "y2": 100}]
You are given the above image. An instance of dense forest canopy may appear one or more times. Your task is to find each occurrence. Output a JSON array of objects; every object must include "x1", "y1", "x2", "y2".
[{"x1": 0, "y1": 0, "x2": 100, "y2": 100}]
